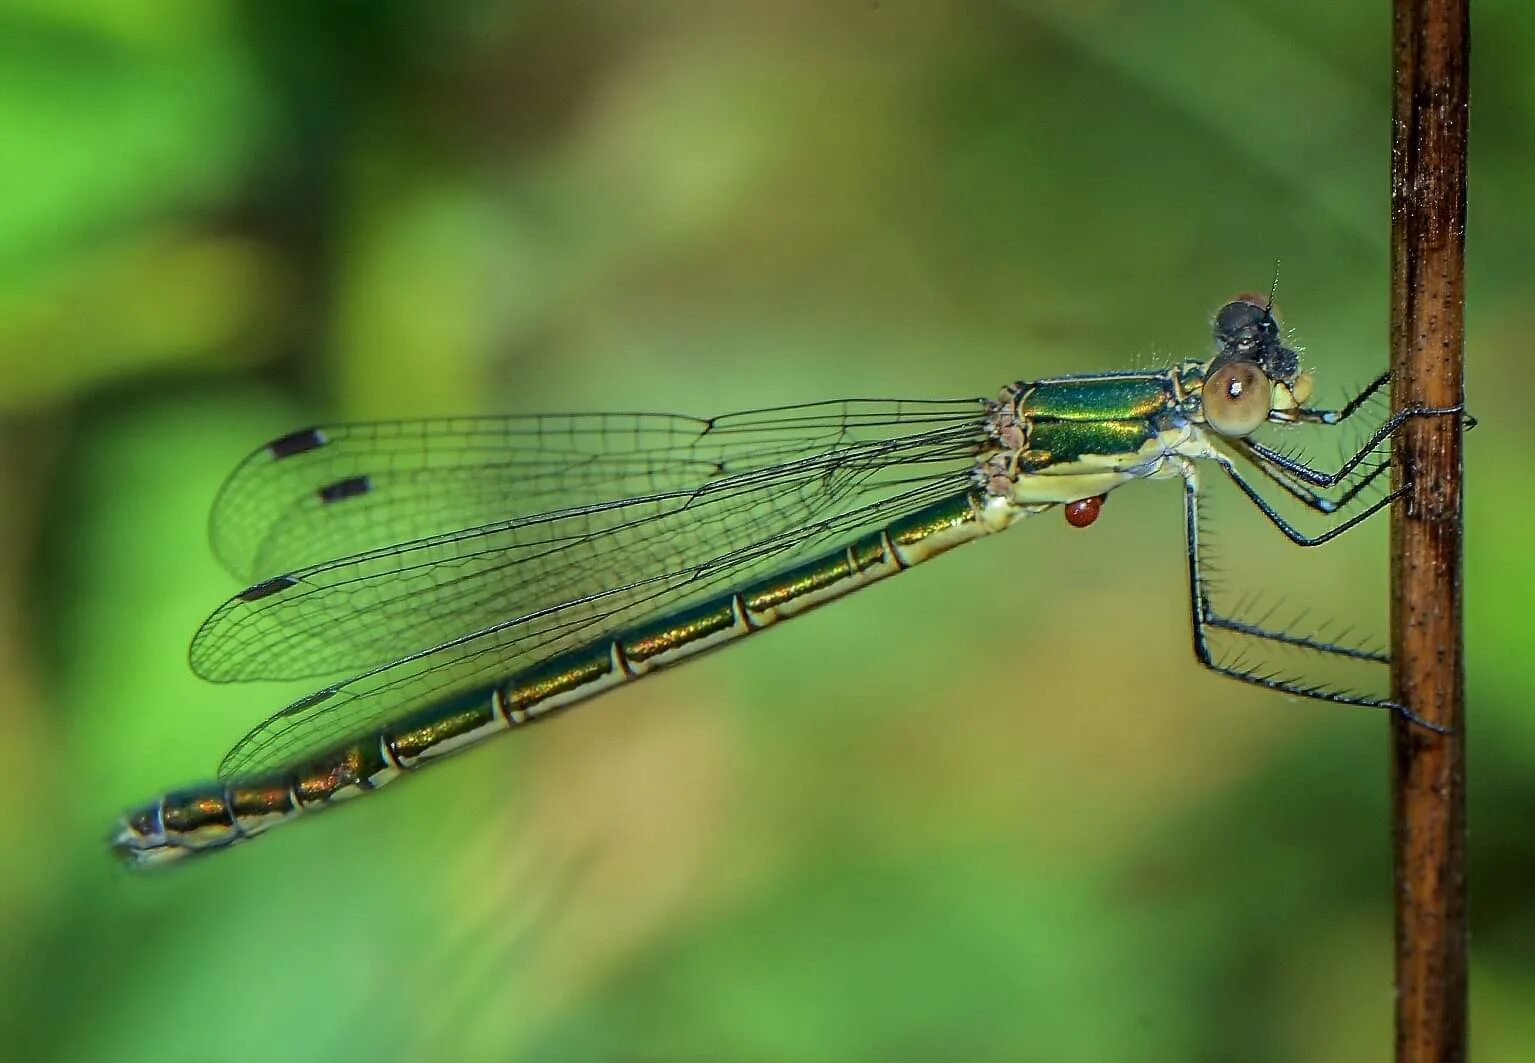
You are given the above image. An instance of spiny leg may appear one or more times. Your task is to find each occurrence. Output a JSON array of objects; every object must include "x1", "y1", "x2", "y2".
[
  {"x1": 1281, "y1": 370, "x2": 1391, "y2": 427},
  {"x1": 1203, "y1": 451, "x2": 1402, "y2": 660},
  {"x1": 1283, "y1": 368, "x2": 1473, "y2": 430},
  {"x1": 1198, "y1": 454, "x2": 1397, "y2": 659},
  {"x1": 1177, "y1": 459, "x2": 1447, "y2": 733},
  {"x1": 1208, "y1": 450, "x2": 1404, "y2": 548},
  {"x1": 1223, "y1": 373, "x2": 1448, "y2": 510},
  {"x1": 1246, "y1": 406, "x2": 1471, "y2": 492},
  {"x1": 1206, "y1": 430, "x2": 1444, "y2": 671},
  {"x1": 1264, "y1": 396, "x2": 1465, "y2": 488},
  {"x1": 1231, "y1": 438, "x2": 1391, "y2": 515},
  {"x1": 1230, "y1": 385, "x2": 1467, "y2": 515}
]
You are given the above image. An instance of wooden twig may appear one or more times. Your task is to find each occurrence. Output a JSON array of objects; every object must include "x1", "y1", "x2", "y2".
[{"x1": 1388, "y1": 1, "x2": 1469, "y2": 1061}]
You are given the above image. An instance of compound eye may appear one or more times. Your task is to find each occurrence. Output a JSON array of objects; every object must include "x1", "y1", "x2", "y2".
[{"x1": 1204, "y1": 360, "x2": 1271, "y2": 437}]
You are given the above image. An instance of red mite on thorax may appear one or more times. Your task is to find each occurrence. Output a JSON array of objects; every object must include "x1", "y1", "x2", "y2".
[{"x1": 1063, "y1": 494, "x2": 1105, "y2": 528}]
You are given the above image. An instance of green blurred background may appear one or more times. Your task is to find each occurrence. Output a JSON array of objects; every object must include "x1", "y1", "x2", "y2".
[{"x1": 2, "y1": 2, "x2": 1531, "y2": 1060}]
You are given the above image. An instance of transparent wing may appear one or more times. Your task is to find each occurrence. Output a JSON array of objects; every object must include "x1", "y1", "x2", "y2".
[
  {"x1": 194, "y1": 401, "x2": 987, "y2": 683},
  {"x1": 210, "y1": 402, "x2": 982, "y2": 581},
  {"x1": 217, "y1": 470, "x2": 976, "y2": 779}
]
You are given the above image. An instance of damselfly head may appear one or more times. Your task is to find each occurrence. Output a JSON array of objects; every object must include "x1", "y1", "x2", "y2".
[
  {"x1": 1219, "y1": 291, "x2": 1282, "y2": 328},
  {"x1": 1212, "y1": 293, "x2": 1300, "y2": 385},
  {"x1": 1201, "y1": 292, "x2": 1316, "y2": 435}
]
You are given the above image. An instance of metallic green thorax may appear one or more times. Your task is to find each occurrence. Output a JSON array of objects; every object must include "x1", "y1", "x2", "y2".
[
  {"x1": 1013, "y1": 373, "x2": 1181, "y2": 471},
  {"x1": 1014, "y1": 372, "x2": 1175, "y2": 422},
  {"x1": 975, "y1": 369, "x2": 1201, "y2": 500}
]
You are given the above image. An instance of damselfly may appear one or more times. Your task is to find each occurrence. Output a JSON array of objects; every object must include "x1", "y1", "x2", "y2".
[{"x1": 111, "y1": 294, "x2": 1464, "y2": 867}]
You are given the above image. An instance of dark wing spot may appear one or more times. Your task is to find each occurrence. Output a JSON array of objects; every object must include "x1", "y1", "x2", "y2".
[
  {"x1": 238, "y1": 575, "x2": 300, "y2": 602},
  {"x1": 284, "y1": 686, "x2": 339, "y2": 714},
  {"x1": 318, "y1": 475, "x2": 372, "y2": 504},
  {"x1": 268, "y1": 428, "x2": 328, "y2": 459}
]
